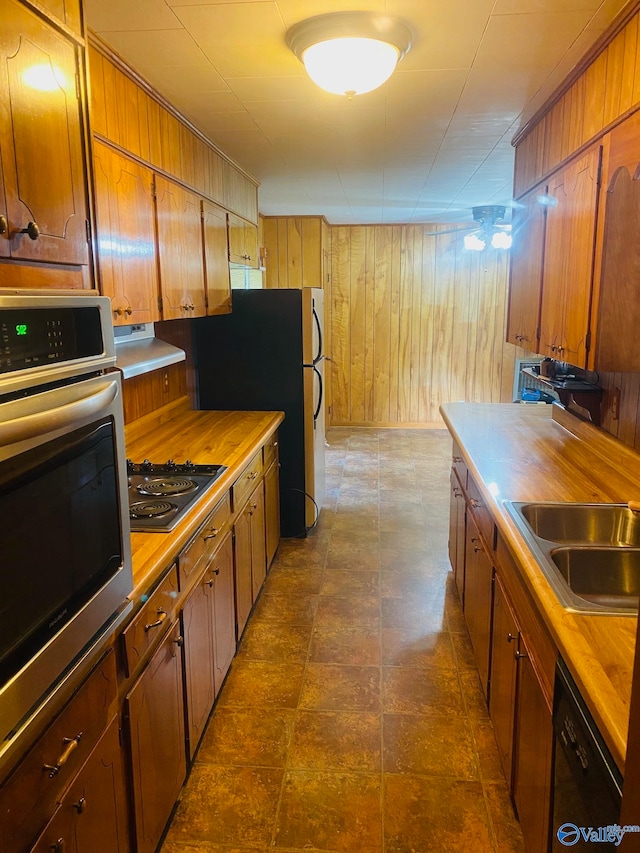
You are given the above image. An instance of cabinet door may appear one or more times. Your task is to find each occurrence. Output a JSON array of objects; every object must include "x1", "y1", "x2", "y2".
[
  {"x1": 449, "y1": 471, "x2": 465, "y2": 604},
  {"x1": 512, "y1": 646, "x2": 553, "y2": 853},
  {"x1": 507, "y1": 186, "x2": 545, "y2": 350},
  {"x1": 489, "y1": 574, "x2": 519, "y2": 784},
  {"x1": 463, "y1": 511, "x2": 493, "y2": 698},
  {"x1": 244, "y1": 220, "x2": 259, "y2": 269},
  {"x1": 182, "y1": 573, "x2": 216, "y2": 761},
  {"x1": 264, "y1": 458, "x2": 280, "y2": 568},
  {"x1": 234, "y1": 507, "x2": 253, "y2": 638},
  {"x1": 540, "y1": 146, "x2": 601, "y2": 366},
  {"x1": 30, "y1": 715, "x2": 131, "y2": 853},
  {"x1": 155, "y1": 175, "x2": 206, "y2": 320},
  {"x1": 125, "y1": 621, "x2": 186, "y2": 853},
  {"x1": 211, "y1": 531, "x2": 236, "y2": 694},
  {"x1": 227, "y1": 212, "x2": 246, "y2": 264},
  {"x1": 203, "y1": 200, "x2": 231, "y2": 315},
  {"x1": 249, "y1": 482, "x2": 267, "y2": 601},
  {"x1": 0, "y1": 0, "x2": 89, "y2": 264},
  {"x1": 37, "y1": 0, "x2": 82, "y2": 36},
  {"x1": 93, "y1": 142, "x2": 160, "y2": 325}
]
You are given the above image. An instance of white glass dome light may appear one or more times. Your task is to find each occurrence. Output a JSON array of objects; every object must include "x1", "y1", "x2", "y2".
[{"x1": 287, "y1": 13, "x2": 413, "y2": 98}]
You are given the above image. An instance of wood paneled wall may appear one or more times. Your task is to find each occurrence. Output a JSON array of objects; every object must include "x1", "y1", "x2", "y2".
[
  {"x1": 262, "y1": 216, "x2": 330, "y2": 289},
  {"x1": 328, "y1": 225, "x2": 523, "y2": 427}
]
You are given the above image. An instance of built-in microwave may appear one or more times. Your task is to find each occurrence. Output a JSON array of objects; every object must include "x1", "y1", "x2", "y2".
[{"x1": 0, "y1": 293, "x2": 133, "y2": 769}]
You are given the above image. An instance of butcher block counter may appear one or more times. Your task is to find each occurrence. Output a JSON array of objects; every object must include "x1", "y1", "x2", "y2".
[
  {"x1": 124, "y1": 397, "x2": 284, "y2": 596},
  {"x1": 440, "y1": 401, "x2": 639, "y2": 774}
]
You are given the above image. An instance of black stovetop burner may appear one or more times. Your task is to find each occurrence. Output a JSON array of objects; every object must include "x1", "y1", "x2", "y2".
[{"x1": 127, "y1": 459, "x2": 227, "y2": 532}]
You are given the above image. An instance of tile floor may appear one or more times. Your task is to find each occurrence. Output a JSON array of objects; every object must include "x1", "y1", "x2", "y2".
[{"x1": 161, "y1": 428, "x2": 525, "y2": 853}]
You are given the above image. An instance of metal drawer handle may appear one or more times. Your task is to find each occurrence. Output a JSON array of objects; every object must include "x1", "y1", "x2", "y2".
[
  {"x1": 470, "y1": 499, "x2": 481, "y2": 508},
  {"x1": 43, "y1": 733, "x2": 83, "y2": 777},
  {"x1": 144, "y1": 609, "x2": 168, "y2": 631},
  {"x1": 0, "y1": 214, "x2": 7, "y2": 236},
  {"x1": 204, "y1": 527, "x2": 219, "y2": 540},
  {"x1": 248, "y1": 471, "x2": 258, "y2": 480}
]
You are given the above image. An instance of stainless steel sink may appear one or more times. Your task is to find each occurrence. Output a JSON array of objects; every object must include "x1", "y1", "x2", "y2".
[
  {"x1": 519, "y1": 502, "x2": 640, "y2": 547},
  {"x1": 504, "y1": 502, "x2": 640, "y2": 615}
]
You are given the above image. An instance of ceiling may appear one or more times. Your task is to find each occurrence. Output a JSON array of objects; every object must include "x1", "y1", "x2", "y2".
[{"x1": 84, "y1": 0, "x2": 632, "y2": 225}]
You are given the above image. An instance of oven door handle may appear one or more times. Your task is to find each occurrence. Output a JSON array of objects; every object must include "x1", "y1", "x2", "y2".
[{"x1": 0, "y1": 379, "x2": 119, "y2": 447}]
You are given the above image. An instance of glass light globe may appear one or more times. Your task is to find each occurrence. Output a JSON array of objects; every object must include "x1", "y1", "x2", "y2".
[
  {"x1": 491, "y1": 231, "x2": 513, "y2": 249},
  {"x1": 464, "y1": 233, "x2": 486, "y2": 252},
  {"x1": 302, "y1": 37, "x2": 400, "y2": 96}
]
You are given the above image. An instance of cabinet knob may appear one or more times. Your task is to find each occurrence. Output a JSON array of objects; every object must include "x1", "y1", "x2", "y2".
[
  {"x1": 514, "y1": 650, "x2": 528, "y2": 660},
  {"x1": 19, "y1": 220, "x2": 39, "y2": 240},
  {"x1": 43, "y1": 733, "x2": 83, "y2": 777},
  {"x1": 452, "y1": 456, "x2": 463, "y2": 463},
  {"x1": 125, "y1": 306, "x2": 133, "y2": 316},
  {"x1": 0, "y1": 214, "x2": 7, "y2": 236},
  {"x1": 204, "y1": 527, "x2": 219, "y2": 541},
  {"x1": 248, "y1": 471, "x2": 258, "y2": 480},
  {"x1": 144, "y1": 609, "x2": 168, "y2": 631},
  {"x1": 174, "y1": 635, "x2": 184, "y2": 647},
  {"x1": 72, "y1": 797, "x2": 87, "y2": 815},
  {"x1": 50, "y1": 839, "x2": 66, "y2": 852},
  {"x1": 470, "y1": 498, "x2": 481, "y2": 509},
  {"x1": 507, "y1": 633, "x2": 518, "y2": 643}
]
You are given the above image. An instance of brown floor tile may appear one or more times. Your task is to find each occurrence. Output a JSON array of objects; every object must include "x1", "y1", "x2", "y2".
[
  {"x1": 380, "y1": 568, "x2": 449, "y2": 600},
  {"x1": 383, "y1": 773, "x2": 493, "y2": 852},
  {"x1": 274, "y1": 544, "x2": 327, "y2": 569},
  {"x1": 218, "y1": 660, "x2": 304, "y2": 709},
  {"x1": 250, "y1": 593, "x2": 318, "y2": 625},
  {"x1": 326, "y1": 543, "x2": 381, "y2": 571},
  {"x1": 450, "y1": 628, "x2": 477, "y2": 669},
  {"x1": 484, "y1": 780, "x2": 526, "y2": 852},
  {"x1": 459, "y1": 669, "x2": 491, "y2": 721},
  {"x1": 162, "y1": 845, "x2": 266, "y2": 852},
  {"x1": 315, "y1": 595, "x2": 380, "y2": 627},
  {"x1": 264, "y1": 565, "x2": 324, "y2": 595},
  {"x1": 471, "y1": 719, "x2": 508, "y2": 783},
  {"x1": 331, "y1": 512, "x2": 379, "y2": 533},
  {"x1": 237, "y1": 621, "x2": 312, "y2": 662},
  {"x1": 289, "y1": 710, "x2": 381, "y2": 771},
  {"x1": 274, "y1": 770, "x2": 382, "y2": 852},
  {"x1": 197, "y1": 707, "x2": 295, "y2": 767},
  {"x1": 164, "y1": 764, "x2": 283, "y2": 848},
  {"x1": 321, "y1": 570, "x2": 380, "y2": 597},
  {"x1": 383, "y1": 666, "x2": 465, "y2": 716},
  {"x1": 381, "y1": 627, "x2": 456, "y2": 669},
  {"x1": 300, "y1": 663, "x2": 381, "y2": 712},
  {"x1": 331, "y1": 528, "x2": 380, "y2": 549},
  {"x1": 380, "y1": 548, "x2": 449, "y2": 573},
  {"x1": 381, "y1": 597, "x2": 447, "y2": 634},
  {"x1": 310, "y1": 623, "x2": 381, "y2": 665},
  {"x1": 383, "y1": 713, "x2": 478, "y2": 779}
]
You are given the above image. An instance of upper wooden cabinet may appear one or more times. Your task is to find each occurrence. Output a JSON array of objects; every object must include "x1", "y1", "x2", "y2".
[
  {"x1": 262, "y1": 216, "x2": 330, "y2": 289},
  {"x1": 539, "y1": 145, "x2": 601, "y2": 367},
  {"x1": 37, "y1": 0, "x2": 82, "y2": 37},
  {"x1": 228, "y1": 212, "x2": 259, "y2": 268},
  {"x1": 92, "y1": 142, "x2": 160, "y2": 325},
  {"x1": 155, "y1": 175, "x2": 206, "y2": 320},
  {"x1": 203, "y1": 200, "x2": 231, "y2": 315},
  {"x1": 506, "y1": 186, "x2": 545, "y2": 351},
  {"x1": 594, "y1": 113, "x2": 640, "y2": 372},
  {"x1": 0, "y1": 0, "x2": 89, "y2": 267}
]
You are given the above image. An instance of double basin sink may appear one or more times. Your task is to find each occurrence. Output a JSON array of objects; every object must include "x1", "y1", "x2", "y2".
[{"x1": 504, "y1": 502, "x2": 640, "y2": 615}]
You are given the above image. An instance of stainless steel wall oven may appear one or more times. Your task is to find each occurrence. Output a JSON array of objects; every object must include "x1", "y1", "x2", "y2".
[{"x1": 0, "y1": 293, "x2": 132, "y2": 764}]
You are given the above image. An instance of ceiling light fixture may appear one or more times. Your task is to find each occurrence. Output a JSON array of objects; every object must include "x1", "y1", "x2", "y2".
[{"x1": 286, "y1": 12, "x2": 413, "y2": 98}]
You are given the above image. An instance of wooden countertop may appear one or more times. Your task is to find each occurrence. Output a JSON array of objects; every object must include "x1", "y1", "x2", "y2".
[
  {"x1": 124, "y1": 397, "x2": 284, "y2": 598},
  {"x1": 440, "y1": 401, "x2": 639, "y2": 773}
]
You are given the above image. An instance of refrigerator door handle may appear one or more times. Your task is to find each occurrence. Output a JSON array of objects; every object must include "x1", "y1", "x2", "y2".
[
  {"x1": 313, "y1": 364, "x2": 323, "y2": 424},
  {"x1": 312, "y1": 306, "x2": 323, "y2": 364}
]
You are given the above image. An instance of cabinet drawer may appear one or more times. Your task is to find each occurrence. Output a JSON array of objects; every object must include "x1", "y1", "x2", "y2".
[
  {"x1": 232, "y1": 449, "x2": 264, "y2": 510},
  {"x1": 263, "y1": 433, "x2": 279, "y2": 469},
  {"x1": 122, "y1": 567, "x2": 179, "y2": 677},
  {"x1": 179, "y1": 493, "x2": 231, "y2": 588},
  {"x1": 467, "y1": 475, "x2": 494, "y2": 550},
  {"x1": 452, "y1": 443, "x2": 467, "y2": 490},
  {"x1": 0, "y1": 650, "x2": 117, "y2": 852}
]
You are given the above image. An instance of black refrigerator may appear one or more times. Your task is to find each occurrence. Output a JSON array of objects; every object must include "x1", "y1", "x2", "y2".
[{"x1": 193, "y1": 288, "x2": 326, "y2": 538}]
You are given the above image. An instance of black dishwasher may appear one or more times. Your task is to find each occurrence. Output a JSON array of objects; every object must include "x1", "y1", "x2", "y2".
[{"x1": 551, "y1": 658, "x2": 623, "y2": 850}]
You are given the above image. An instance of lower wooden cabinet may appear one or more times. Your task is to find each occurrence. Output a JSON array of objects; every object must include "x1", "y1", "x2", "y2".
[
  {"x1": 489, "y1": 574, "x2": 519, "y2": 782},
  {"x1": 234, "y1": 482, "x2": 266, "y2": 636},
  {"x1": 29, "y1": 714, "x2": 130, "y2": 853},
  {"x1": 182, "y1": 530, "x2": 235, "y2": 759},
  {"x1": 125, "y1": 620, "x2": 186, "y2": 853},
  {"x1": 512, "y1": 646, "x2": 554, "y2": 852},
  {"x1": 448, "y1": 469, "x2": 466, "y2": 604},
  {"x1": 265, "y1": 457, "x2": 280, "y2": 568},
  {"x1": 463, "y1": 510, "x2": 494, "y2": 697}
]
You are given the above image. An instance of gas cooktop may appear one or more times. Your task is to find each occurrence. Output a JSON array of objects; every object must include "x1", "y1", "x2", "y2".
[{"x1": 127, "y1": 459, "x2": 227, "y2": 532}]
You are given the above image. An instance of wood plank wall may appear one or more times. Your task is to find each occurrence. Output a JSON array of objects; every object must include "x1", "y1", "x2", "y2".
[{"x1": 328, "y1": 225, "x2": 523, "y2": 427}]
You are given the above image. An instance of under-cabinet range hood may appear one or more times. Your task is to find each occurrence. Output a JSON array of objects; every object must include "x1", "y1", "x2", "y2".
[{"x1": 114, "y1": 323, "x2": 185, "y2": 379}]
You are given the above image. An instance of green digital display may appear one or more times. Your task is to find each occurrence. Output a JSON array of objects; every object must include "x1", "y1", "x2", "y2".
[{"x1": 15, "y1": 324, "x2": 27, "y2": 336}]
